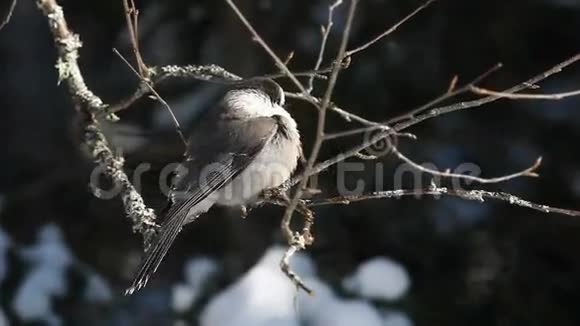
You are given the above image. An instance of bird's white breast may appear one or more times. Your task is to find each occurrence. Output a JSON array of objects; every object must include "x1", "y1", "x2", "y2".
[{"x1": 216, "y1": 115, "x2": 300, "y2": 206}]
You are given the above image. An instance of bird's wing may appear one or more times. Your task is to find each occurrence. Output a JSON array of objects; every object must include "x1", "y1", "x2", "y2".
[{"x1": 125, "y1": 116, "x2": 279, "y2": 295}]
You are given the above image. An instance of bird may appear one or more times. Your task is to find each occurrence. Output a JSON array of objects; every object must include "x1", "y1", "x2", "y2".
[{"x1": 125, "y1": 78, "x2": 302, "y2": 295}]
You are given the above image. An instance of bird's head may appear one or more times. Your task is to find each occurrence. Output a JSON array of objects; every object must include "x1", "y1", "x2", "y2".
[{"x1": 224, "y1": 78, "x2": 286, "y2": 118}]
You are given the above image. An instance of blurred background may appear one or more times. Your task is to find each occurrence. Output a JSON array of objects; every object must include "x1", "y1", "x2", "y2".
[{"x1": 1, "y1": 0, "x2": 580, "y2": 325}]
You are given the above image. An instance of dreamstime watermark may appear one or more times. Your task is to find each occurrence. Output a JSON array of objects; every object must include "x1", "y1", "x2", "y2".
[
  {"x1": 89, "y1": 158, "x2": 483, "y2": 202},
  {"x1": 336, "y1": 160, "x2": 481, "y2": 196}
]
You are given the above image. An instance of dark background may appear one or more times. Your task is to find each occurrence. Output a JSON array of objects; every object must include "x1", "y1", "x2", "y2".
[{"x1": 1, "y1": 0, "x2": 580, "y2": 325}]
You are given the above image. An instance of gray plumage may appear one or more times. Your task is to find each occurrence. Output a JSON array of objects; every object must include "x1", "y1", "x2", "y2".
[{"x1": 125, "y1": 79, "x2": 301, "y2": 294}]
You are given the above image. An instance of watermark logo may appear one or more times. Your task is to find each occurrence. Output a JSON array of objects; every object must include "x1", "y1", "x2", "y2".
[
  {"x1": 89, "y1": 157, "x2": 483, "y2": 202},
  {"x1": 362, "y1": 127, "x2": 396, "y2": 157}
]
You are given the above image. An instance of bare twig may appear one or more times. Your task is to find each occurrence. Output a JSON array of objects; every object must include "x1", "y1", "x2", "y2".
[
  {"x1": 391, "y1": 147, "x2": 542, "y2": 184},
  {"x1": 307, "y1": 0, "x2": 343, "y2": 93},
  {"x1": 266, "y1": 68, "x2": 330, "y2": 80},
  {"x1": 281, "y1": 242, "x2": 313, "y2": 294},
  {"x1": 387, "y1": 62, "x2": 503, "y2": 125},
  {"x1": 283, "y1": 51, "x2": 295, "y2": 66},
  {"x1": 259, "y1": 189, "x2": 315, "y2": 294},
  {"x1": 113, "y1": 49, "x2": 189, "y2": 149},
  {"x1": 106, "y1": 64, "x2": 243, "y2": 114},
  {"x1": 105, "y1": 65, "x2": 334, "y2": 115},
  {"x1": 290, "y1": 54, "x2": 580, "y2": 186},
  {"x1": 328, "y1": 63, "x2": 501, "y2": 129},
  {"x1": 306, "y1": 187, "x2": 580, "y2": 218},
  {"x1": 299, "y1": 126, "x2": 542, "y2": 189},
  {"x1": 306, "y1": 63, "x2": 504, "y2": 142},
  {"x1": 283, "y1": 0, "x2": 358, "y2": 236},
  {"x1": 225, "y1": 0, "x2": 314, "y2": 100},
  {"x1": 37, "y1": 0, "x2": 157, "y2": 244},
  {"x1": 447, "y1": 75, "x2": 459, "y2": 93},
  {"x1": 392, "y1": 53, "x2": 580, "y2": 132},
  {"x1": 322, "y1": 126, "x2": 414, "y2": 141},
  {"x1": 278, "y1": 0, "x2": 359, "y2": 294},
  {"x1": 122, "y1": 0, "x2": 148, "y2": 77},
  {"x1": 117, "y1": 0, "x2": 189, "y2": 149},
  {"x1": 345, "y1": 0, "x2": 437, "y2": 57},
  {"x1": 286, "y1": 91, "x2": 382, "y2": 127},
  {"x1": 470, "y1": 85, "x2": 580, "y2": 100},
  {"x1": 0, "y1": 0, "x2": 17, "y2": 31}
]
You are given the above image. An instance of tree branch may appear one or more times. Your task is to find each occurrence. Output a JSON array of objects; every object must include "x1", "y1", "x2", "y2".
[
  {"x1": 37, "y1": 0, "x2": 157, "y2": 244},
  {"x1": 288, "y1": 54, "x2": 580, "y2": 187},
  {"x1": 470, "y1": 85, "x2": 580, "y2": 100},
  {"x1": 306, "y1": 187, "x2": 580, "y2": 218}
]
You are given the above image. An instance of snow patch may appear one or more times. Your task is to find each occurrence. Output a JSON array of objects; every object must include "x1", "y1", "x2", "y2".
[
  {"x1": 172, "y1": 283, "x2": 198, "y2": 313},
  {"x1": 171, "y1": 257, "x2": 219, "y2": 313},
  {"x1": 12, "y1": 224, "x2": 73, "y2": 325},
  {"x1": 296, "y1": 276, "x2": 335, "y2": 323},
  {"x1": 0, "y1": 228, "x2": 11, "y2": 284},
  {"x1": 343, "y1": 257, "x2": 410, "y2": 301},
  {"x1": 197, "y1": 246, "x2": 398, "y2": 326},
  {"x1": 184, "y1": 256, "x2": 219, "y2": 289},
  {"x1": 199, "y1": 246, "x2": 315, "y2": 326},
  {"x1": 20, "y1": 224, "x2": 73, "y2": 269},
  {"x1": 308, "y1": 299, "x2": 383, "y2": 326},
  {"x1": 84, "y1": 274, "x2": 113, "y2": 303},
  {"x1": 382, "y1": 310, "x2": 414, "y2": 326},
  {"x1": 0, "y1": 308, "x2": 8, "y2": 326}
]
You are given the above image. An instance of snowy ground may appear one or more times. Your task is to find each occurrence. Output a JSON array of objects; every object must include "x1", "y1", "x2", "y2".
[
  {"x1": 0, "y1": 223, "x2": 413, "y2": 326},
  {"x1": 196, "y1": 247, "x2": 412, "y2": 326}
]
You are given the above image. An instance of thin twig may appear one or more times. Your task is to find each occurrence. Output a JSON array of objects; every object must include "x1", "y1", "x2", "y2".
[
  {"x1": 447, "y1": 75, "x2": 459, "y2": 93},
  {"x1": 307, "y1": 0, "x2": 343, "y2": 93},
  {"x1": 345, "y1": 0, "x2": 437, "y2": 57},
  {"x1": 122, "y1": 0, "x2": 148, "y2": 77},
  {"x1": 393, "y1": 53, "x2": 580, "y2": 132},
  {"x1": 323, "y1": 129, "x2": 540, "y2": 186},
  {"x1": 118, "y1": 0, "x2": 188, "y2": 149},
  {"x1": 267, "y1": 69, "x2": 329, "y2": 80},
  {"x1": 225, "y1": 0, "x2": 314, "y2": 101},
  {"x1": 283, "y1": 50, "x2": 295, "y2": 66},
  {"x1": 470, "y1": 85, "x2": 580, "y2": 100},
  {"x1": 387, "y1": 63, "x2": 503, "y2": 125},
  {"x1": 306, "y1": 187, "x2": 580, "y2": 218},
  {"x1": 113, "y1": 49, "x2": 189, "y2": 148},
  {"x1": 0, "y1": 0, "x2": 17, "y2": 31},
  {"x1": 323, "y1": 126, "x2": 411, "y2": 141},
  {"x1": 296, "y1": 63, "x2": 502, "y2": 130},
  {"x1": 286, "y1": 92, "x2": 382, "y2": 127},
  {"x1": 309, "y1": 63, "x2": 504, "y2": 142},
  {"x1": 391, "y1": 146, "x2": 542, "y2": 183}
]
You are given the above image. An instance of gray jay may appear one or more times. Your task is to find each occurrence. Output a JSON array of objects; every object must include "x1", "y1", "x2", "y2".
[{"x1": 125, "y1": 78, "x2": 301, "y2": 294}]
